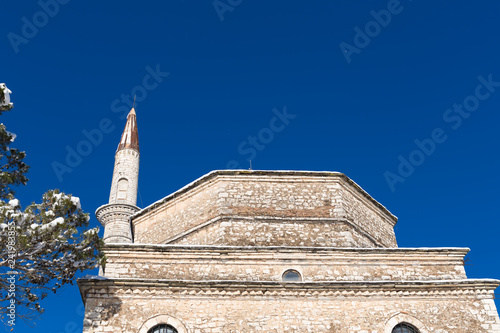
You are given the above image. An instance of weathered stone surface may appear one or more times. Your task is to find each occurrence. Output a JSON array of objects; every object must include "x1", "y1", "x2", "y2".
[
  {"x1": 108, "y1": 148, "x2": 139, "y2": 206},
  {"x1": 101, "y1": 245, "x2": 468, "y2": 282},
  {"x1": 96, "y1": 203, "x2": 139, "y2": 244},
  {"x1": 132, "y1": 171, "x2": 397, "y2": 247},
  {"x1": 79, "y1": 279, "x2": 500, "y2": 333},
  {"x1": 171, "y1": 217, "x2": 379, "y2": 247}
]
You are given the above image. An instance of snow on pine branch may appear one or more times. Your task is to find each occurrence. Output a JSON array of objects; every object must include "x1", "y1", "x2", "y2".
[
  {"x1": 0, "y1": 190, "x2": 104, "y2": 319},
  {"x1": 0, "y1": 84, "x2": 104, "y2": 325},
  {"x1": 0, "y1": 83, "x2": 13, "y2": 111}
]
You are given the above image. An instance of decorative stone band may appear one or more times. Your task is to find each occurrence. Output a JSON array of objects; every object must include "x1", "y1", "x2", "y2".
[
  {"x1": 96, "y1": 204, "x2": 141, "y2": 244},
  {"x1": 78, "y1": 277, "x2": 499, "y2": 303},
  {"x1": 95, "y1": 203, "x2": 140, "y2": 227}
]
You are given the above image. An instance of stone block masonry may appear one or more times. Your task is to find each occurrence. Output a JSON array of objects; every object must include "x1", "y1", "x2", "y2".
[
  {"x1": 132, "y1": 171, "x2": 397, "y2": 247},
  {"x1": 101, "y1": 244, "x2": 468, "y2": 282},
  {"x1": 109, "y1": 148, "x2": 139, "y2": 206},
  {"x1": 79, "y1": 279, "x2": 500, "y2": 333}
]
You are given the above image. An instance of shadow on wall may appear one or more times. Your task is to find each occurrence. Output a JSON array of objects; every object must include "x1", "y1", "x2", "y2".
[
  {"x1": 83, "y1": 295, "x2": 123, "y2": 330},
  {"x1": 78, "y1": 277, "x2": 123, "y2": 330}
]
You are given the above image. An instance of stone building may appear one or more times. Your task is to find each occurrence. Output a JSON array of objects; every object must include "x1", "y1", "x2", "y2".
[{"x1": 79, "y1": 108, "x2": 500, "y2": 332}]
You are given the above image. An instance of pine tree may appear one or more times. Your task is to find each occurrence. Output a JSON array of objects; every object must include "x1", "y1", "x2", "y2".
[{"x1": 0, "y1": 83, "x2": 104, "y2": 327}]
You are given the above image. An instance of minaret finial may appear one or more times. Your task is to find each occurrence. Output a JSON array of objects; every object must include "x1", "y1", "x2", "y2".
[{"x1": 133, "y1": 95, "x2": 136, "y2": 109}]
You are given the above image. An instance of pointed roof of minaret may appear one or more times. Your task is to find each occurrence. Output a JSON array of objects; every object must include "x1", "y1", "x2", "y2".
[{"x1": 117, "y1": 107, "x2": 139, "y2": 153}]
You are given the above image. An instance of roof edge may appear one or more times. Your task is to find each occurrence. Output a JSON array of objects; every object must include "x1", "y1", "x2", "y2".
[
  {"x1": 78, "y1": 277, "x2": 500, "y2": 290},
  {"x1": 102, "y1": 243, "x2": 470, "y2": 254},
  {"x1": 78, "y1": 277, "x2": 498, "y2": 303},
  {"x1": 130, "y1": 170, "x2": 398, "y2": 222}
]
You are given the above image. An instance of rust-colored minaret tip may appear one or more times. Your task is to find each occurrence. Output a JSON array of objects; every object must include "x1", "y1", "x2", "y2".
[{"x1": 117, "y1": 107, "x2": 139, "y2": 153}]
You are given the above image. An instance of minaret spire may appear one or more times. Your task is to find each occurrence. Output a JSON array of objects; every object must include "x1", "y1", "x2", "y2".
[
  {"x1": 96, "y1": 107, "x2": 141, "y2": 245},
  {"x1": 116, "y1": 107, "x2": 139, "y2": 153}
]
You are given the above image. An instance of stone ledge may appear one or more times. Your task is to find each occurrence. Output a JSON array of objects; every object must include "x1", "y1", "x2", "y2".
[
  {"x1": 78, "y1": 278, "x2": 500, "y2": 303},
  {"x1": 103, "y1": 243, "x2": 470, "y2": 255},
  {"x1": 96, "y1": 203, "x2": 140, "y2": 217}
]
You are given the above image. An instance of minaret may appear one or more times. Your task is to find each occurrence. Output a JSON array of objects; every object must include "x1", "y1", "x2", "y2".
[{"x1": 96, "y1": 108, "x2": 140, "y2": 244}]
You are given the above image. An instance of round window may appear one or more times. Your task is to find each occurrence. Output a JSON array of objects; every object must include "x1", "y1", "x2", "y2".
[{"x1": 282, "y1": 269, "x2": 302, "y2": 281}]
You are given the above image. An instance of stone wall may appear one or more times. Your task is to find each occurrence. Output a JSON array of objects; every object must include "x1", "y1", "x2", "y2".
[
  {"x1": 131, "y1": 171, "x2": 397, "y2": 247},
  {"x1": 132, "y1": 178, "x2": 221, "y2": 244},
  {"x1": 338, "y1": 184, "x2": 395, "y2": 247},
  {"x1": 80, "y1": 280, "x2": 500, "y2": 333},
  {"x1": 109, "y1": 148, "x2": 139, "y2": 206},
  {"x1": 172, "y1": 217, "x2": 377, "y2": 247},
  {"x1": 102, "y1": 245, "x2": 468, "y2": 282}
]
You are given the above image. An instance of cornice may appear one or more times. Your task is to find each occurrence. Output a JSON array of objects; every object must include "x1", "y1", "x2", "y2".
[
  {"x1": 78, "y1": 278, "x2": 499, "y2": 303},
  {"x1": 95, "y1": 203, "x2": 140, "y2": 227},
  {"x1": 102, "y1": 243, "x2": 470, "y2": 257}
]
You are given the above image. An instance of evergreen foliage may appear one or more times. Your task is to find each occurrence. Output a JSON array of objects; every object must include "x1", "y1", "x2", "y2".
[{"x1": 0, "y1": 84, "x2": 104, "y2": 326}]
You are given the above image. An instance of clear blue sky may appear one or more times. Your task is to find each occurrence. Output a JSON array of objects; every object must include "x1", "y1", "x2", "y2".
[{"x1": 2, "y1": 0, "x2": 500, "y2": 331}]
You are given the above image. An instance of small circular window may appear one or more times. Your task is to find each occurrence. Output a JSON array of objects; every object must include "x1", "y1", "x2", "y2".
[{"x1": 282, "y1": 269, "x2": 302, "y2": 281}]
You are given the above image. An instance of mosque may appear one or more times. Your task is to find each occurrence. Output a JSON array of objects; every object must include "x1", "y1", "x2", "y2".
[{"x1": 78, "y1": 107, "x2": 500, "y2": 332}]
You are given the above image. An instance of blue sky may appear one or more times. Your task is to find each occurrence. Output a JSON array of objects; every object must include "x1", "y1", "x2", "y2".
[{"x1": 2, "y1": 0, "x2": 500, "y2": 331}]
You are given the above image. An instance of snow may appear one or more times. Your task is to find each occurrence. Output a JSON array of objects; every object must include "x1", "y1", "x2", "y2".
[
  {"x1": 0, "y1": 83, "x2": 12, "y2": 107},
  {"x1": 52, "y1": 193, "x2": 81, "y2": 209},
  {"x1": 8, "y1": 199, "x2": 19, "y2": 207},
  {"x1": 80, "y1": 274, "x2": 108, "y2": 280},
  {"x1": 52, "y1": 217, "x2": 64, "y2": 224},
  {"x1": 40, "y1": 217, "x2": 65, "y2": 231},
  {"x1": 53, "y1": 193, "x2": 68, "y2": 207},
  {"x1": 84, "y1": 228, "x2": 98, "y2": 236},
  {"x1": 70, "y1": 196, "x2": 81, "y2": 209},
  {"x1": 45, "y1": 210, "x2": 54, "y2": 217},
  {"x1": 53, "y1": 193, "x2": 65, "y2": 201},
  {"x1": 6, "y1": 130, "x2": 16, "y2": 142},
  {"x1": 17, "y1": 212, "x2": 30, "y2": 225},
  {"x1": 33, "y1": 241, "x2": 46, "y2": 251},
  {"x1": 5, "y1": 131, "x2": 17, "y2": 142}
]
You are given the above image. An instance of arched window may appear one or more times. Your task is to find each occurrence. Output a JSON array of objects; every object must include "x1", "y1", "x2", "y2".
[
  {"x1": 282, "y1": 269, "x2": 302, "y2": 281},
  {"x1": 392, "y1": 323, "x2": 419, "y2": 333},
  {"x1": 148, "y1": 324, "x2": 178, "y2": 333}
]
